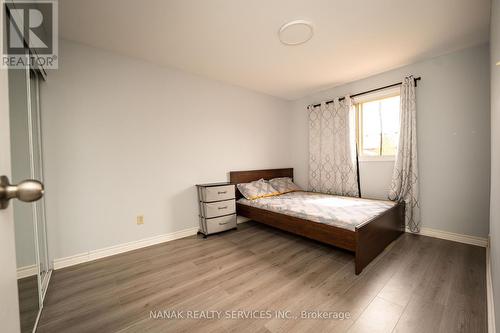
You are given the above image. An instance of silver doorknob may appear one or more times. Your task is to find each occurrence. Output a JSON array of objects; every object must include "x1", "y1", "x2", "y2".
[{"x1": 0, "y1": 175, "x2": 44, "y2": 210}]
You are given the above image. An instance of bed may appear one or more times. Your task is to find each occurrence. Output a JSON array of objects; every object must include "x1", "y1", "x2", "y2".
[{"x1": 230, "y1": 168, "x2": 405, "y2": 275}]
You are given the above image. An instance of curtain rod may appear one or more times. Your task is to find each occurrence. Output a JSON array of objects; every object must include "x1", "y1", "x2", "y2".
[{"x1": 310, "y1": 77, "x2": 421, "y2": 108}]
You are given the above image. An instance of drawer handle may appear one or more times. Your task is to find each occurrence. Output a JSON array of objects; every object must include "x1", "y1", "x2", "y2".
[
  {"x1": 218, "y1": 206, "x2": 228, "y2": 210},
  {"x1": 219, "y1": 221, "x2": 232, "y2": 225},
  {"x1": 217, "y1": 191, "x2": 227, "y2": 195}
]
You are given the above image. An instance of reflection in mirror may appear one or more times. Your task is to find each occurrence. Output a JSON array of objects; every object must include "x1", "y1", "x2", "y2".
[{"x1": 30, "y1": 70, "x2": 50, "y2": 295}]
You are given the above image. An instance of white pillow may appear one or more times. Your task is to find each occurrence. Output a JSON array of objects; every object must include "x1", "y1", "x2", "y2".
[
  {"x1": 237, "y1": 179, "x2": 280, "y2": 200},
  {"x1": 268, "y1": 177, "x2": 302, "y2": 194}
]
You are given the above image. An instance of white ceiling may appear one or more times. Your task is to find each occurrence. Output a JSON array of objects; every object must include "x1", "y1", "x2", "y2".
[{"x1": 60, "y1": 0, "x2": 491, "y2": 100}]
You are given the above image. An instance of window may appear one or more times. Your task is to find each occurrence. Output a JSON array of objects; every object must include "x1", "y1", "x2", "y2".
[{"x1": 356, "y1": 92, "x2": 400, "y2": 160}]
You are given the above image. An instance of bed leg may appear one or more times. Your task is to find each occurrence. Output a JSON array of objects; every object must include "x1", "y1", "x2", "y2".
[{"x1": 354, "y1": 253, "x2": 364, "y2": 275}]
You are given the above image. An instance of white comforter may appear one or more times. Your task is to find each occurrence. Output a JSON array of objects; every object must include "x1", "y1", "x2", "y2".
[{"x1": 238, "y1": 191, "x2": 396, "y2": 231}]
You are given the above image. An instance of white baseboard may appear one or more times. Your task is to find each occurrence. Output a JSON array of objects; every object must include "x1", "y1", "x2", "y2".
[
  {"x1": 17, "y1": 264, "x2": 37, "y2": 279},
  {"x1": 487, "y1": 237, "x2": 496, "y2": 333},
  {"x1": 53, "y1": 227, "x2": 199, "y2": 270},
  {"x1": 406, "y1": 227, "x2": 488, "y2": 247}
]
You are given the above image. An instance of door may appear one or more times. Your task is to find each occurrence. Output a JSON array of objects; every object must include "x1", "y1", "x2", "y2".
[
  {"x1": 1, "y1": 64, "x2": 47, "y2": 333},
  {"x1": 1, "y1": 5, "x2": 48, "y2": 333},
  {"x1": 0, "y1": 14, "x2": 22, "y2": 333}
]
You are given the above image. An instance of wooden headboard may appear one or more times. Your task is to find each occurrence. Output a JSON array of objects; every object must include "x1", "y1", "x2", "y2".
[{"x1": 229, "y1": 168, "x2": 293, "y2": 199}]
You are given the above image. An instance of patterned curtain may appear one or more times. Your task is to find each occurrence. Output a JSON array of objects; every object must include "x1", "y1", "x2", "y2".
[
  {"x1": 308, "y1": 97, "x2": 359, "y2": 197},
  {"x1": 389, "y1": 75, "x2": 421, "y2": 232}
]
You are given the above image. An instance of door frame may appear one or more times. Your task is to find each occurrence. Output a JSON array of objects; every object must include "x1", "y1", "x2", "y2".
[{"x1": 25, "y1": 61, "x2": 43, "y2": 331}]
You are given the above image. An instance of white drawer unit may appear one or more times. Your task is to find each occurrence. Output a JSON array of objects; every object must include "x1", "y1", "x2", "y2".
[
  {"x1": 196, "y1": 182, "x2": 237, "y2": 236},
  {"x1": 198, "y1": 184, "x2": 235, "y2": 202},
  {"x1": 201, "y1": 214, "x2": 237, "y2": 235},
  {"x1": 200, "y1": 199, "x2": 236, "y2": 218}
]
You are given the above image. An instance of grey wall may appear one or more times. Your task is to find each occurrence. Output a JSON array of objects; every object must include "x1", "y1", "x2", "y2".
[
  {"x1": 290, "y1": 44, "x2": 491, "y2": 237},
  {"x1": 41, "y1": 40, "x2": 292, "y2": 261},
  {"x1": 489, "y1": 0, "x2": 500, "y2": 328}
]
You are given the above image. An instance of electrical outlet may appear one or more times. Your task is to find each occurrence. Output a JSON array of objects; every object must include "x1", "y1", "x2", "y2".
[{"x1": 136, "y1": 215, "x2": 144, "y2": 225}]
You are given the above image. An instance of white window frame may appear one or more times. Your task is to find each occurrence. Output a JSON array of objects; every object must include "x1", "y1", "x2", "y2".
[{"x1": 354, "y1": 87, "x2": 400, "y2": 162}]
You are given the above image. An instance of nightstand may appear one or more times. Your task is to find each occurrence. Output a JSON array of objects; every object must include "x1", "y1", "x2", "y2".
[{"x1": 196, "y1": 182, "x2": 237, "y2": 236}]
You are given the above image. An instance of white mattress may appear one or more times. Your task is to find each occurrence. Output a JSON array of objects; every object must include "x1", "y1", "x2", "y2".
[{"x1": 238, "y1": 191, "x2": 396, "y2": 231}]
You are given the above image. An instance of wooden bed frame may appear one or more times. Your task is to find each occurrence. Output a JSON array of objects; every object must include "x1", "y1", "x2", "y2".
[{"x1": 229, "y1": 168, "x2": 405, "y2": 275}]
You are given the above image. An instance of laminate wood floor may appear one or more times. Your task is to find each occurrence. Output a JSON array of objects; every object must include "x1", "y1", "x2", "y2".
[
  {"x1": 18, "y1": 275, "x2": 39, "y2": 333},
  {"x1": 37, "y1": 222, "x2": 486, "y2": 333}
]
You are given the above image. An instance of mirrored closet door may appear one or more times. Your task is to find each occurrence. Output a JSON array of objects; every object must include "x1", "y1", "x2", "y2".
[{"x1": 9, "y1": 54, "x2": 51, "y2": 333}]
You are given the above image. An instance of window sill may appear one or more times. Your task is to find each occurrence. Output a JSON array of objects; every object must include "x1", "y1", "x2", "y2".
[{"x1": 358, "y1": 156, "x2": 396, "y2": 162}]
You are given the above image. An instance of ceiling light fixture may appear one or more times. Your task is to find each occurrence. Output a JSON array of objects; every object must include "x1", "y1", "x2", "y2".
[
  {"x1": 278, "y1": 20, "x2": 314, "y2": 46},
  {"x1": 497, "y1": 61, "x2": 500, "y2": 66}
]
